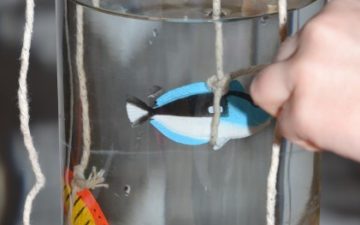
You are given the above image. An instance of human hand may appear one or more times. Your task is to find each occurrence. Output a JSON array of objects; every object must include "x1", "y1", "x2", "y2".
[{"x1": 250, "y1": 0, "x2": 360, "y2": 161}]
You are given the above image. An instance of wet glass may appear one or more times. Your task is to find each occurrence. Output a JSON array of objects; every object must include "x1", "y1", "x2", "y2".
[{"x1": 57, "y1": 0, "x2": 324, "y2": 224}]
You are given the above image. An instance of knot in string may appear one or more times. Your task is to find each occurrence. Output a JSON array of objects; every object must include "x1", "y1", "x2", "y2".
[
  {"x1": 207, "y1": 63, "x2": 268, "y2": 148},
  {"x1": 207, "y1": 74, "x2": 231, "y2": 147},
  {"x1": 207, "y1": 74, "x2": 231, "y2": 96},
  {"x1": 72, "y1": 166, "x2": 109, "y2": 191}
]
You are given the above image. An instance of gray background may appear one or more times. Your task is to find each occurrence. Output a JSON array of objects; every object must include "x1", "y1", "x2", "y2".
[{"x1": 0, "y1": 0, "x2": 360, "y2": 224}]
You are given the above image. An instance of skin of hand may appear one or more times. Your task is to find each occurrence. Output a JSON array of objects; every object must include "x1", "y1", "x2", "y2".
[{"x1": 250, "y1": 0, "x2": 360, "y2": 161}]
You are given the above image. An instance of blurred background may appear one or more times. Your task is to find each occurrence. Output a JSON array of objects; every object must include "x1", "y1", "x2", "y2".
[{"x1": 0, "y1": 0, "x2": 360, "y2": 224}]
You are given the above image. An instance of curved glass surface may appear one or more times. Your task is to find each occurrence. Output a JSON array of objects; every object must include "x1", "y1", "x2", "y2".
[{"x1": 58, "y1": 0, "x2": 324, "y2": 224}]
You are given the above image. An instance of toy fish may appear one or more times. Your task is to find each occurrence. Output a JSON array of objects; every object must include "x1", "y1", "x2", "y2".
[
  {"x1": 64, "y1": 170, "x2": 109, "y2": 225},
  {"x1": 126, "y1": 80, "x2": 271, "y2": 149}
]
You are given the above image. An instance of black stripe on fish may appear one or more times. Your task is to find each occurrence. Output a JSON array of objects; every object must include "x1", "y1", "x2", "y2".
[
  {"x1": 154, "y1": 91, "x2": 258, "y2": 117},
  {"x1": 225, "y1": 91, "x2": 257, "y2": 107},
  {"x1": 126, "y1": 91, "x2": 257, "y2": 126},
  {"x1": 154, "y1": 93, "x2": 228, "y2": 117}
]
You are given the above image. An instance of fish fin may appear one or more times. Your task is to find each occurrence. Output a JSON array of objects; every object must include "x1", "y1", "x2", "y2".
[
  {"x1": 148, "y1": 85, "x2": 164, "y2": 99},
  {"x1": 213, "y1": 138, "x2": 230, "y2": 150},
  {"x1": 126, "y1": 97, "x2": 153, "y2": 127},
  {"x1": 148, "y1": 85, "x2": 164, "y2": 106}
]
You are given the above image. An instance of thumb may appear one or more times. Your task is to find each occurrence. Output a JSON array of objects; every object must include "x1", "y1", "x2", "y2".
[{"x1": 250, "y1": 62, "x2": 294, "y2": 116}]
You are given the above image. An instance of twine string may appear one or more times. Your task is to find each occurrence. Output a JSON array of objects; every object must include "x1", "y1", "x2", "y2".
[
  {"x1": 207, "y1": 1, "x2": 288, "y2": 225},
  {"x1": 207, "y1": 0, "x2": 231, "y2": 148},
  {"x1": 18, "y1": 0, "x2": 46, "y2": 224},
  {"x1": 266, "y1": 1, "x2": 287, "y2": 225},
  {"x1": 71, "y1": 2, "x2": 108, "y2": 193}
]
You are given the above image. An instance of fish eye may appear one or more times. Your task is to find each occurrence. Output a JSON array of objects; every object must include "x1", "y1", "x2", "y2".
[{"x1": 208, "y1": 106, "x2": 223, "y2": 114}]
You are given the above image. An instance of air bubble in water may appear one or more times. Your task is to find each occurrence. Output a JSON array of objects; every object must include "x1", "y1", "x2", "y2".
[
  {"x1": 204, "y1": 8, "x2": 229, "y2": 17},
  {"x1": 152, "y1": 29, "x2": 158, "y2": 37},
  {"x1": 124, "y1": 184, "x2": 131, "y2": 196},
  {"x1": 260, "y1": 16, "x2": 269, "y2": 25},
  {"x1": 148, "y1": 40, "x2": 153, "y2": 45}
]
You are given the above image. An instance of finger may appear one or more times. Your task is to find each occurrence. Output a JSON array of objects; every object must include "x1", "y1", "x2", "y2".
[
  {"x1": 277, "y1": 102, "x2": 321, "y2": 152},
  {"x1": 250, "y1": 62, "x2": 293, "y2": 116},
  {"x1": 275, "y1": 35, "x2": 299, "y2": 62}
]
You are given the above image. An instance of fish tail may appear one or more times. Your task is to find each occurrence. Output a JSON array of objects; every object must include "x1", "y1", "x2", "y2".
[{"x1": 126, "y1": 97, "x2": 153, "y2": 127}]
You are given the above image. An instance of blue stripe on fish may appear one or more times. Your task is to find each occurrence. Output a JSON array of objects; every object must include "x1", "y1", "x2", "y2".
[
  {"x1": 156, "y1": 81, "x2": 246, "y2": 108},
  {"x1": 150, "y1": 119, "x2": 208, "y2": 145}
]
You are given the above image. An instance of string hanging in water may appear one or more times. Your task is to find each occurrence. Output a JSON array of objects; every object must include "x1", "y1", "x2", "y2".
[
  {"x1": 206, "y1": 1, "x2": 288, "y2": 225},
  {"x1": 207, "y1": 0, "x2": 231, "y2": 149}
]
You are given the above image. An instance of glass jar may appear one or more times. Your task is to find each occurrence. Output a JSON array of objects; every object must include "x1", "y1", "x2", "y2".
[{"x1": 57, "y1": 0, "x2": 324, "y2": 224}]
